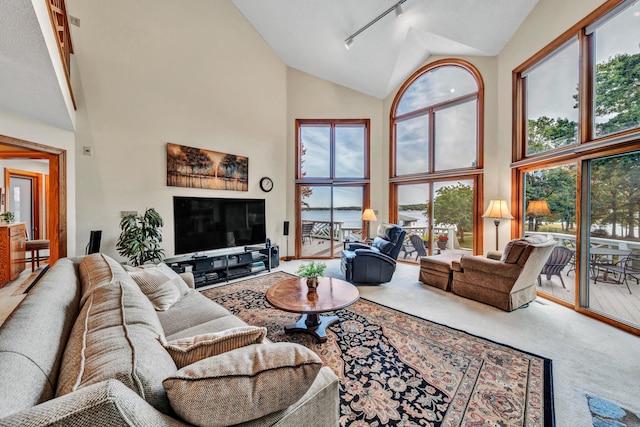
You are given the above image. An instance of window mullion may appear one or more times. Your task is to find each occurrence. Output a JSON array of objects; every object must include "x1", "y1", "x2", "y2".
[
  {"x1": 579, "y1": 29, "x2": 593, "y2": 144},
  {"x1": 429, "y1": 108, "x2": 435, "y2": 174}
]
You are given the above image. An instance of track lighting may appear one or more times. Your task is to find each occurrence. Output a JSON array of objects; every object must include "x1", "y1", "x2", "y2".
[
  {"x1": 345, "y1": 38, "x2": 354, "y2": 50},
  {"x1": 344, "y1": 0, "x2": 407, "y2": 50},
  {"x1": 394, "y1": 4, "x2": 403, "y2": 17}
]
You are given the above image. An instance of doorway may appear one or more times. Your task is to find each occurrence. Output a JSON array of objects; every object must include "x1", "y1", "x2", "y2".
[
  {"x1": 0, "y1": 134, "x2": 66, "y2": 264},
  {"x1": 6, "y1": 170, "x2": 44, "y2": 241}
]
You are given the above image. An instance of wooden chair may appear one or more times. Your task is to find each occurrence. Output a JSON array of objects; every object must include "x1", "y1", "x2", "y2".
[{"x1": 26, "y1": 239, "x2": 50, "y2": 272}]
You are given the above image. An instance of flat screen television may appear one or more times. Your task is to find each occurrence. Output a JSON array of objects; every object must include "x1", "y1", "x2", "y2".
[{"x1": 173, "y1": 196, "x2": 266, "y2": 256}]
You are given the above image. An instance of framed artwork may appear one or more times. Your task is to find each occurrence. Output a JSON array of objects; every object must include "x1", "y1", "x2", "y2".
[{"x1": 167, "y1": 143, "x2": 248, "y2": 191}]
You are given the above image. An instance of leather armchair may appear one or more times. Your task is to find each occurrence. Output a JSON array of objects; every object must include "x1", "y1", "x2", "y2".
[{"x1": 340, "y1": 224, "x2": 407, "y2": 284}]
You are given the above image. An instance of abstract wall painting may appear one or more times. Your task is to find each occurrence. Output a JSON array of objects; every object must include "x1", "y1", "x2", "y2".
[{"x1": 167, "y1": 143, "x2": 248, "y2": 191}]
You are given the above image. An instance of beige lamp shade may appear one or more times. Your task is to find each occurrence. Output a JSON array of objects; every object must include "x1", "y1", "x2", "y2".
[
  {"x1": 362, "y1": 208, "x2": 377, "y2": 222},
  {"x1": 482, "y1": 200, "x2": 514, "y2": 219},
  {"x1": 526, "y1": 200, "x2": 551, "y2": 217}
]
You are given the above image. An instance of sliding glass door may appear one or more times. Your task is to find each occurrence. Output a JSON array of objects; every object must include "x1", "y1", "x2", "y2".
[
  {"x1": 522, "y1": 164, "x2": 577, "y2": 303},
  {"x1": 583, "y1": 152, "x2": 640, "y2": 327}
]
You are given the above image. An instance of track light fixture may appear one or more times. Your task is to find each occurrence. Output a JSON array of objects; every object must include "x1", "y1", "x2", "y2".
[
  {"x1": 394, "y1": 3, "x2": 404, "y2": 17},
  {"x1": 344, "y1": 0, "x2": 407, "y2": 50}
]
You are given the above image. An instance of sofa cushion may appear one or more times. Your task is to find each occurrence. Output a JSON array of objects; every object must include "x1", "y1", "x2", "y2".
[
  {"x1": 78, "y1": 253, "x2": 134, "y2": 307},
  {"x1": 0, "y1": 258, "x2": 81, "y2": 419},
  {"x1": 129, "y1": 263, "x2": 190, "y2": 311},
  {"x1": 56, "y1": 279, "x2": 177, "y2": 415},
  {"x1": 156, "y1": 291, "x2": 234, "y2": 337},
  {"x1": 163, "y1": 343, "x2": 323, "y2": 427},
  {"x1": 165, "y1": 314, "x2": 249, "y2": 341},
  {"x1": 160, "y1": 326, "x2": 267, "y2": 368}
]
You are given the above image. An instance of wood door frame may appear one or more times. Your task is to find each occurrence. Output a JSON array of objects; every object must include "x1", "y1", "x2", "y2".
[
  {"x1": 0, "y1": 134, "x2": 67, "y2": 265},
  {"x1": 4, "y1": 169, "x2": 43, "y2": 239}
]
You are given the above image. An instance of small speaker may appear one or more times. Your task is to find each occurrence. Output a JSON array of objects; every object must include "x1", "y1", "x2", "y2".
[
  {"x1": 87, "y1": 230, "x2": 102, "y2": 254},
  {"x1": 266, "y1": 237, "x2": 271, "y2": 248},
  {"x1": 283, "y1": 221, "x2": 289, "y2": 236},
  {"x1": 259, "y1": 246, "x2": 279, "y2": 268},
  {"x1": 270, "y1": 246, "x2": 279, "y2": 268}
]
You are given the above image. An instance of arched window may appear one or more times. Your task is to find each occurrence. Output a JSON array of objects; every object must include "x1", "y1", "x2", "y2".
[{"x1": 390, "y1": 60, "x2": 484, "y2": 257}]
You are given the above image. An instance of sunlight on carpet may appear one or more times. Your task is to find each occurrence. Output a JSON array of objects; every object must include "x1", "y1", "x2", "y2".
[{"x1": 202, "y1": 272, "x2": 555, "y2": 427}]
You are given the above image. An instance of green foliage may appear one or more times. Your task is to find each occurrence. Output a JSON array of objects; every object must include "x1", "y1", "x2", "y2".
[
  {"x1": 426, "y1": 183, "x2": 473, "y2": 242},
  {"x1": 525, "y1": 165, "x2": 577, "y2": 232},
  {"x1": 594, "y1": 53, "x2": 640, "y2": 136},
  {"x1": 589, "y1": 153, "x2": 640, "y2": 238},
  {"x1": 116, "y1": 208, "x2": 165, "y2": 266},
  {"x1": 0, "y1": 212, "x2": 14, "y2": 223},
  {"x1": 527, "y1": 116, "x2": 577, "y2": 154},
  {"x1": 295, "y1": 261, "x2": 327, "y2": 278}
]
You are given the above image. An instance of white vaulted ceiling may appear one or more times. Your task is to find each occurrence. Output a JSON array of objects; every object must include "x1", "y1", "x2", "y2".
[
  {"x1": 232, "y1": 0, "x2": 539, "y2": 98},
  {"x1": 0, "y1": 0, "x2": 74, "y2": 130}
]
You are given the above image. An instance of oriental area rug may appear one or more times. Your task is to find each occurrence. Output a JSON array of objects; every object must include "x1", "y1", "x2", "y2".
[{"x1": 202, "y1": 272, "x2": 554, "y2": 427}]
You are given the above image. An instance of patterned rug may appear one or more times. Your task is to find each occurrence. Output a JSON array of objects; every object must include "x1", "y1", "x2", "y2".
[{"x1": 202, "y1": 272, "x2": 554, "y2": 426}]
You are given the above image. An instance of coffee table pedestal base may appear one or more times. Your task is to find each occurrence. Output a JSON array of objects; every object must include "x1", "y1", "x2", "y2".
[{"x1": 284, "y1": 313, "x2": 339, "y2": 343}]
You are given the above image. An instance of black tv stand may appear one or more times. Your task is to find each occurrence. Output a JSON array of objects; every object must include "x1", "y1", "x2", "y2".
[{"x1": 165, "y1": 245, "x2": 278, "y2": 289}]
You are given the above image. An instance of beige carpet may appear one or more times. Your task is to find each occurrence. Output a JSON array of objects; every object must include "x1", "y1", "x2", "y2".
[{"x1": 242, "y1": 258, "x2": 640, "y2": 427}]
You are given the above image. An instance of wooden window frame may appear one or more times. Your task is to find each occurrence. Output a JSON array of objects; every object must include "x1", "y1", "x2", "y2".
[
  {"x1": 512, "y1": 0, "x2": 640, "y2": 335},
  {"x1": 294, "y1": 119, "x2": 371, "y2": 259},
  {"x1": 512, "y1": 0, "x2": 640, "y2": 165},
  {"x1": 389, "y1": 59, "x2": 484, "y2": 255}
]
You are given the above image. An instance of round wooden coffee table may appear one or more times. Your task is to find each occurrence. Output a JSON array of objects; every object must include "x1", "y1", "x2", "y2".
[{"x1": 266, "y1": 276, "x2": 360, "y2": 343}]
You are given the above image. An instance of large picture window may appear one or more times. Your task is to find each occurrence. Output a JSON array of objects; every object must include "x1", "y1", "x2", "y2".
[
  {"x1": 392, "y1": 61, "x2": 481, "y2": 176},
  {"x1": 390, "y1": 60, "x2": 483, "y2": 257},
  {"x1": 296, "y1": 119, "x2": 369, "y2": 259},
  {"x1": 523, "y1": 39, "x2": 579, "y2": 156}
]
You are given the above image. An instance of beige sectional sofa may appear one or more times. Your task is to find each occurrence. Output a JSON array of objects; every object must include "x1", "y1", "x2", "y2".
[{"x1": 0, "y1": 253, "x2": 339, "y2": 426}]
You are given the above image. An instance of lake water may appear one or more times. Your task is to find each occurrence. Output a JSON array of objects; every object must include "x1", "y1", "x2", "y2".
[{"x1": 301, "y1": 209, "x2": 428, "y2": 228}]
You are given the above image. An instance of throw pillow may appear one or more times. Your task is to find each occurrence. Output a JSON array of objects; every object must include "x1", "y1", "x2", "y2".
[
  {"x1": 376, "y1": 222, "x2": 394, "y2": 239},
  {"x1": 129, "y1": 263, "x2": 191, "y2": 311},
  {"x1": 159, "y1": 326, "x2": 267, "y2": 368},
  {"x1": 163, "y1": 343, "x2": 323, "y2": 427}
]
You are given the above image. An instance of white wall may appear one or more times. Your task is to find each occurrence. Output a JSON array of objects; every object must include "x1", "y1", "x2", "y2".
[
  {"x1": 68, "y1": 0, "x2": 288, "y2": 260},
  {"x1": 286, "y1": 68, "x2": 384, "y2": 236},
  {"x1": 0, "y1": 108, "x2": 76, "y2": 255}
]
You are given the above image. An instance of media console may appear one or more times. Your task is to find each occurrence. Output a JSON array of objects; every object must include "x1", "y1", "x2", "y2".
[{"x1": 165, "y1": 245, "x2": 279, "y2": 289}]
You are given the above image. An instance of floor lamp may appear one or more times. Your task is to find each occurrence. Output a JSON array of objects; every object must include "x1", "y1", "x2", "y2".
[
  {"x1": 482, "y1": 200, "x2": 513, "y2": 251},
  {"x1": 362, "y1": 208, "x2": 377, "y2": 240}
]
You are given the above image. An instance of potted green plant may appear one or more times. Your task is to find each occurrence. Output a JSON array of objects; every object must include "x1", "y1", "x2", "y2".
[
  {"x1": 0, "y1": 212, "x2": 14, "y2": 225},
  {"x1": 295, "y1": 261, "x2": 327, "y2": 291},
  {"x1": 116, "y1": 208, "x2": 165, "y2": 266},
  {"x1": 437, "y1": 234, "x2": 448, "y2": 250}
]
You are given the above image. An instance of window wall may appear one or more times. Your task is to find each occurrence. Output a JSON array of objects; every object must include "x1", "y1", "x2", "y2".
[
  {"x1": 390, "y1": 60, "x2": 484, "y2": 258},
  {"x1": 513, "y1": 0, "x2": 640, "y2": 333},
  {"x1": 296, "y1": 120, "x2": 369, "y2": 258}
]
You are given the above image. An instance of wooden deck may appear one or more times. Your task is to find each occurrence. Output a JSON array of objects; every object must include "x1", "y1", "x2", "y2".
[{"x1": 301, "y1": 236, "x2": 640, "y2": 327}]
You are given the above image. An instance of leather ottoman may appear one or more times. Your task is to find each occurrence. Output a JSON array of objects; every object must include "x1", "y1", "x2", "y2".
[{"x1": 419, "y1": 253, "x2": 463, "y2": 291}]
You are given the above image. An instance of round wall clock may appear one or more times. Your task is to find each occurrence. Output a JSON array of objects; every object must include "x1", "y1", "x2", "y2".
[{"x1": 259, "y1": 177, "x2": 274, "y2": 192}]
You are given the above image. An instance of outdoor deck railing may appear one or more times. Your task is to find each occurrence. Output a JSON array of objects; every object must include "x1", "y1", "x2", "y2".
[{"x1": 525, "y1": 231, "x2": 640, "y2": 252}]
